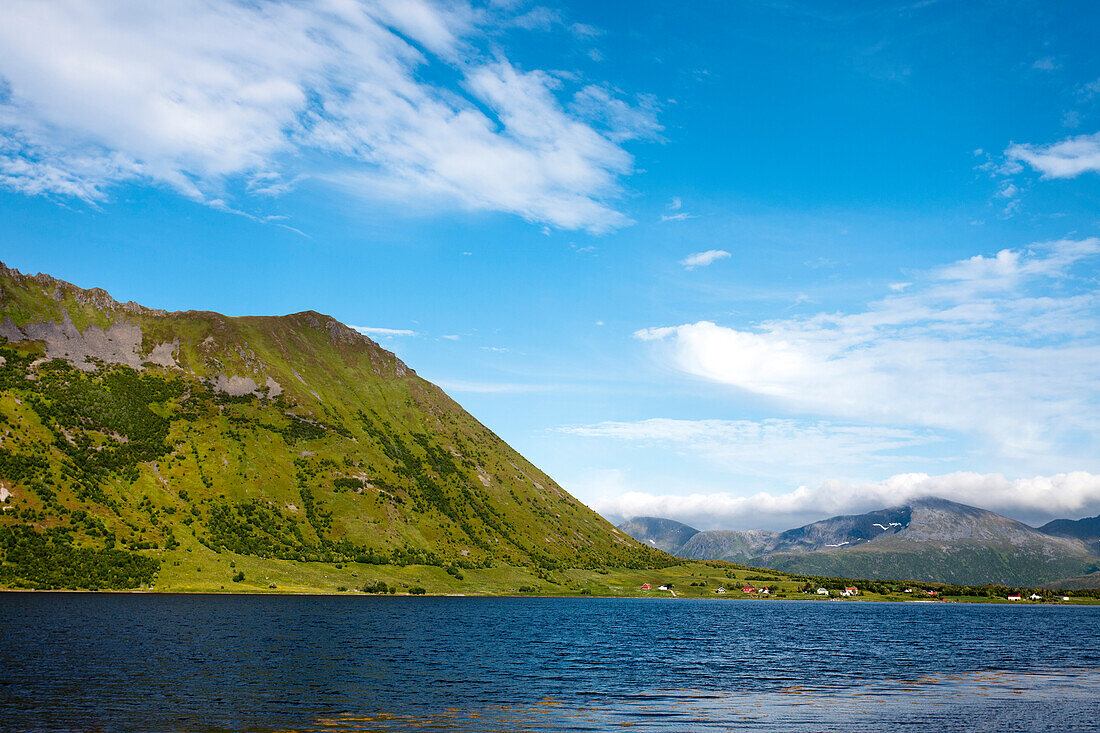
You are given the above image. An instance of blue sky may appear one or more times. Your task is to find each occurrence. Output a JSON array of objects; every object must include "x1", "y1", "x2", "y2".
[{"x1": 2, "y1": 0, "x2": 1100, "y2": 528}]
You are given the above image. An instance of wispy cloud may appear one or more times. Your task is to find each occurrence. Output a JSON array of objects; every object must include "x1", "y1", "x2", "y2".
[
  {"x1": 1006, "y1": 133, "x2": 1100, "y2": 178},
  {"x1": 434, "y1": 380, "x2": 554, "y2": 394},
  {"x1": 559, "y1": 418, "x2": 943, "y2": 476},
  {"x1": 660, "y1": 196, "x2": 696, "y2": 222},
  {"x1": 680, "y1": 249, "x2": 730, "y2": 270},
  {"x1": 350, "y1": 325, "x2": 417, "y2": 337},
  {"x1": 637, "y1": 238, "x2": 1100, "y2": 459},
  {"x1": 0, "y1": 0, "x2": 656, "y2": 233},
  {"x1": 589, "y1": 471, "x2": 1100, "y2": 530}
]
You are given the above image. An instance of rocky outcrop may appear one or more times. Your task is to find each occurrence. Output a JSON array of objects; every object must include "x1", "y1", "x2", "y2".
[{"x1": 0, "y1": 310, "x2": 177, "y2": 372}]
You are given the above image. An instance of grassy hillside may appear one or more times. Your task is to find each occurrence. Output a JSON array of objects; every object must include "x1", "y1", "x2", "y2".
[
  {"x1": 759, "y1": 542, "x2": 1100, "y2": 587},
  {"x1": 0, "y1": 263, "x2": 670, "y2": 591}
]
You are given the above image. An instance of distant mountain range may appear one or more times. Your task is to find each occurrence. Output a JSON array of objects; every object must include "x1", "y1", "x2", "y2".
[{"x1": 619, "y1": 498, "x2": 1100, "y2": 587}]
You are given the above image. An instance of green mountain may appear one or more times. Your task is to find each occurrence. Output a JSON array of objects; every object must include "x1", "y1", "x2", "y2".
[
  {"x1": 620, "y1": 498, "x2": 1100, "y2": 586},
  {"x1": 0, "y1": 262, "x2": 670, "y2": 592}
]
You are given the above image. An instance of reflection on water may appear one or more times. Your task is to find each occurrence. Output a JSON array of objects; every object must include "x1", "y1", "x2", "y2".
[
  {"x1": 313, "y1": 669, "x2": 1100, "y2": 731},
  {"x1": 1, "y1": 595, "x2": 1098, "y2": 731}
]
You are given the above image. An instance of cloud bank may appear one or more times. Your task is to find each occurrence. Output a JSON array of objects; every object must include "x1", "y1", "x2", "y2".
[
  {"x1": 590, "y1": 471, "x2": 1100, "y2": 530},
  {"x1": 0, "y1": 0, "x2": 659, "y2": 232}
]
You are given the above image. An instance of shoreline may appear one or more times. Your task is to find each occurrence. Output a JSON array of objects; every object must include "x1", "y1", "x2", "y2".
[{"x1": 3, "y1": 587, "x2": 1097, "y2": 604}]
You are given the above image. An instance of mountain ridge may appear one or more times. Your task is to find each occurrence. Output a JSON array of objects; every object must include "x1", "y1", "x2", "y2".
[{"x1": 619, "y1": 498, "x2": 1100, "y2": 586}]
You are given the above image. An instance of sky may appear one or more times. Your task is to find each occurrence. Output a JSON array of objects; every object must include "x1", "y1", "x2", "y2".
[{"x1": 2, "y1": 0, "x2": 1099, "y2": 530}]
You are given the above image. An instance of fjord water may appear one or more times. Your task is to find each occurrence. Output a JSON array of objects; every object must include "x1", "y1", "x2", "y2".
[{"x1": 2, "y1": 595, "x2": 1098, "y2": 732}]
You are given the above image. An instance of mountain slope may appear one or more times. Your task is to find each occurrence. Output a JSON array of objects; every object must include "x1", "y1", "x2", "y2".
[
  {"x1": 1038, "y1": 514, "x2": 1100, "y2": 554},
  {"x1": 0, "y1": 263, "x2": 669, "y2": 590},
  {"x1": 616, "y1": 516, "x2": 700, "y2": 554},
  {"x1": 678, "y1": 529, "x2": 779, "y2": 564}
]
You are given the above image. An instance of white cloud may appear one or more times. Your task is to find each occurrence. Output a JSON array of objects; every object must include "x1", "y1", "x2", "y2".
[
  {"x1": 568, "y1": 85, "x2": 661, "y2": 143},
  {"x1": 559, "y1": 418, "x2": 943, "y2": 475},
  {"x1": 636, "y1": 238, "x2": 1100, "y2": 458},
  {"x1": 1006, "y1": 133, "x2": 1100, "y2": 178},
  {"x1": 680, "y1": 249, "x2": 730, "y2": 270},
  {"x1": 667, "y1": 196, "x2": 682, "y2": 211},
  {"x1": 1032, "y1": 57, "x2": 1059, "y2": 71},
  {"x1": 434, "y1": 379, "x2": 553, "y2": 394},
  {"x1": 0, "y1": 0, "x2": 655, "y2": 233},
  {"x1": 350, "y1": 325, "x2": 417, "y2": 337},
  {"x1": 590, "y1": 470, "x2": 1100, "y2": 530}
]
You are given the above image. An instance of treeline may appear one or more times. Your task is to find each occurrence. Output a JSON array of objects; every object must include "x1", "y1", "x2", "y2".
[{"x1": 0, "y1": 525, "x2": 159, "y2": 590}]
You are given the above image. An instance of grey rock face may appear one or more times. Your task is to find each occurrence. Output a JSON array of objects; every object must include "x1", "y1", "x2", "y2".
[{"x1": 2, "y1": 310, "x2": 177, "y2": 372}]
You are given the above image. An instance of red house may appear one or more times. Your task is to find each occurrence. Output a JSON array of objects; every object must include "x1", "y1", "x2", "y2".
[
  {"x1": 742, "y1": 586, "x2": 755, "y2": 593},
  {"x1": 640, "y1": 583, "x2": 651, "y2": 590}
]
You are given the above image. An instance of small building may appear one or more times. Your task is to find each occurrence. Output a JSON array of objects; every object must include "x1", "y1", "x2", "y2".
[
  {"x1": 1029, "y1": 593, "x2": 1042, "y2": 600},
  {"x1": 903, "y1": 588, "x2": 913, "y2": 593},
  {"x1": 658, "y1": 585, "x2": 670, "y2": 591},
  {"x1": 816, "y1": 588, "x2": 829, "y2": 595},
  {"x1": 925, "y1": 590, "x2": 937, "y2": 596},
  {"x1": 1062, "y1": 596, "x2": 1071, "y2": 601},
  {"x1": 640, "y1": 583, "x2": 651, "y2": 590},
  {"x1": 758, "y1": 587, "x2": 770, "y2": 595},
  {"x1": 716, "y1": 587, "x2": 727, "y2": 594},
  {"x1": 742, "y1": 585, "x2": 755, "y2": 593},
  {"x1": 841, "y1": 587, "x2": 858, "y2": 596},
  {"x1": 1007, "y1": 594, "x2": 1022, "y2": 601}
]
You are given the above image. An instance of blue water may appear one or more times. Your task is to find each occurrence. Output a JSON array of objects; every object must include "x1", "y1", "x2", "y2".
[{"x1": 1, "y1": 594, "x2": 1098, "y2": 731}]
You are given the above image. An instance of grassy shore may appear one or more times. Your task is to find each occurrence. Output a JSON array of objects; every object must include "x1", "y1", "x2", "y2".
[{"x1": 2, "y1": 530, "x2": 1074, "y2": 604}]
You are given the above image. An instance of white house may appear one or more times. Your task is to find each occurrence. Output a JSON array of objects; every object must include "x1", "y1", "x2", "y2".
[
  {"x1": 1029, "y1": 593, "x2": 1043, "y2": 600},
  {"x1": 758, "y1": 587, "x2": 770, "y2": 595},
  {"x1": 716, "y1": 587, "x2": 727, "y2": 594},
  {"x1": 1007, "y1": 594, "x2": 1022, "y2": 601},
  {"x1": 816, "y1": 588, "x2": 829, "y2": 595}
]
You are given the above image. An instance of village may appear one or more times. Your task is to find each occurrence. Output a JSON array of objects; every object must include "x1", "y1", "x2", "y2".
[{"x1": 636, "y1": 581, "x2": 1078, "y2": 603}]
